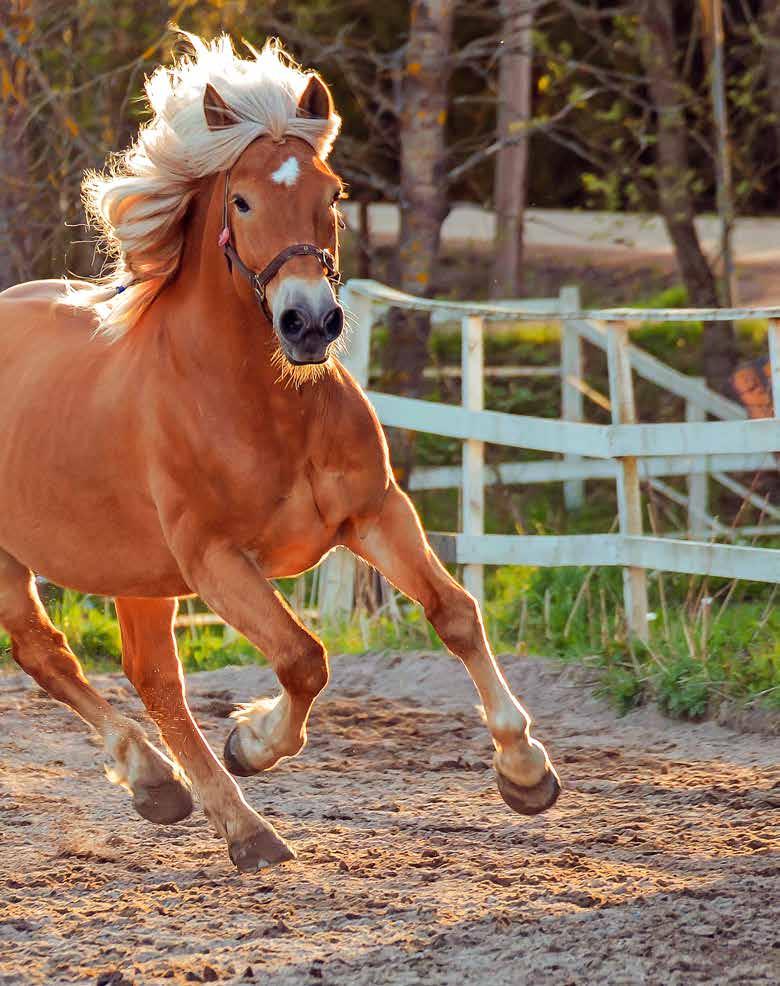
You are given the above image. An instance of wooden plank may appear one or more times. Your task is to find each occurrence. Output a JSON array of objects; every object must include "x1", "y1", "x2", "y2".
[
  {"x1": 436, "y1": 532, "x2": 780, "y2": 584},
  {"x1": 347, "y1": 279, "x2": 563, "y2": 321},
  {"x1": 649, "y1": 478, "x2": 730, "y2": 536},
  {"x1": 318, "y1": 546, "x2": 358, "y2": 618},
  {"x1": 573, "y1": 317, "x2": 746, "y2": 421},
  {"x1": 410, "y1": 452, "x2": 776, "y2": 490},
  {"x1": 686, "y1": 395, "x2": 708, "y2": 538},
  {"x1": 655, "y1": 523, "x2": 780, "y2": 542},
  {"x1": 622, "y1": 536, "x2": 780, "y2": 584},
  {"x1": 564, "y1": 373, "x2": 611, "y2": 412},
  {"x1": 461, "y1": 314, "x2": 485, "y2": 606},
  {"x1": 452, "y1": 533, "x2": 622, "y2": 567},
  {"x1": 769, "y1": 318, "x2": 780, "y2": 414},
  {"x1": 608, "y1": 417, "x2": 780, "y2": 457},
  {"x1": 174, "y1": 612, "x2": 226, "y2": 628},
  {"x1": 422, "y1": 365, "x2": 560, "y2": 379},
  {"x1": 366, "y1": 393, "x2": 777, "y2": 458},
  {"x1": 346, "y1": 278, "x2": 780, "y2": 324},
  {"x1": 607, "y1": 321, "x2": 648, "y2": 642},
  {"x1": 711, "y1": 472, "x2": 780, "y2": 522},
  {"x1": 560, "y1": 285, "x2": 584, "y2": 509},
  {"x1": 367, "y1": 391, "x2": 613, "y2": 456}
]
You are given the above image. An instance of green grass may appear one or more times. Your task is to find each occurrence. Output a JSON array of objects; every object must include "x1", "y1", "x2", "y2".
[
  {"x1": 484, "y1": 564, "x2": 779, "y2": 719},
  {"x1": 2, "y1": 564, "x2": 776, "y2": 724}
]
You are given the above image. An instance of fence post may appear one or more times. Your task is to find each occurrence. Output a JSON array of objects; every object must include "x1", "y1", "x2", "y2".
[
  {"x1": 606, "y1": 320, "x2": 649, "y2": 642},
  {"x1": 686, "y1": 390, "x2": 708, "y2": 539},
  {"x1": 461, "y1": 313, "x2": 485, "y2": 608},
  {"x1": 560, "y1": 285, "x2": 584, "y2": 510},
  {"x1": 318, "y1": 283, "x2": 373, "y2": 619},
  {"x1": 769, "y1": 318, "x2": 780, "y2": 415}
]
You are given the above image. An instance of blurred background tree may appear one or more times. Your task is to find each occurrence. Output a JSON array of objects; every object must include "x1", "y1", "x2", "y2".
[{"x1": 1, "y1": 0, "x2": 779, "y2": 398}]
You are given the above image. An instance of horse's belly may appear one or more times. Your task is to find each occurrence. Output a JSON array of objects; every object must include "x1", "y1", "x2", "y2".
[{"x1": 0, "y1": 505, "x2": 190, "y2": 598}]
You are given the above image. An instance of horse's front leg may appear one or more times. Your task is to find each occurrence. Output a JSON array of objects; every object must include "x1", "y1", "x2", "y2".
[
  {"x1": 347, "y1": 485, "x2": 560, "y2": 815},
  {"x1": 116, "y1": 596, "x2": 295, "y2": 872},
  {"x1": 166, "y1": 532, "x2": 329, "y2": 812}
]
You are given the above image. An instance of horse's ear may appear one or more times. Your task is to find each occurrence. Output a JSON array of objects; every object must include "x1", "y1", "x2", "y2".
[
  {"x1": 297, "y1": 74, "x2": 333, "y2": 120},
  {"x1": 203, "y1": 83, "x2": 239, "y2": 130}
]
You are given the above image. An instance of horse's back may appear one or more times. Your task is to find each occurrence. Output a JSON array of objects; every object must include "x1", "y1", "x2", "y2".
[{"x1": 0, "y1": 278, "x2": 103, "y2": 370}]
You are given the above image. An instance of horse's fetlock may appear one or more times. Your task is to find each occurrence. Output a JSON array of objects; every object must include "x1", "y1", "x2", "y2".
[{"x1": 281, "y1": 640, "x2": 329, "y2": 697}]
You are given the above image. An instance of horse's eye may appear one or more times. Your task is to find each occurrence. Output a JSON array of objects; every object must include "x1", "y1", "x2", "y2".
[{"x1": 233, "y1": 195, "x2": 250, "y2": 214}]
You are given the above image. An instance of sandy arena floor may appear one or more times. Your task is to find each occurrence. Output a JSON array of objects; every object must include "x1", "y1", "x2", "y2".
[{"x1": 0, "y1": 651, "x2": 778, "y2": 985}]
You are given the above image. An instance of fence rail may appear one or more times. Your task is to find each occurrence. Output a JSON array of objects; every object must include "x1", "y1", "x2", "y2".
[{"x1": 323, "y1": 279, "x2": 780, "y2": 640}]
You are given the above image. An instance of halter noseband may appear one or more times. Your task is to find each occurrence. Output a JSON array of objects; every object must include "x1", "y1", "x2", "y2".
[{"x1": 219, "y1": 169, "x2": 340, "y2": 323}]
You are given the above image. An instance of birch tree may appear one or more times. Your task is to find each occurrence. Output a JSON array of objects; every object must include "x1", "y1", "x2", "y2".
[
  {"x1": 383, "y1": 0, "x2": 455, "y2": 483},
  {"x1": 491, "y1": 0, "x2": 535, "y2": 298}
]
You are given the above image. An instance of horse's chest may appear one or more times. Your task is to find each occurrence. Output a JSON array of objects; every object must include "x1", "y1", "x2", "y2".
[{"x1": 248, "y1": 464, "x2": 362, "y2": 576}]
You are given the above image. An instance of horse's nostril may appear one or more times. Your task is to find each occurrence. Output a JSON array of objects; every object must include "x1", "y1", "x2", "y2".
[
  {"x1": 279, "y1": 307, "x2": 309, "y2": 339},
  {"x1": 321, "y1": 306, "x2": 344, "y2": 342}
]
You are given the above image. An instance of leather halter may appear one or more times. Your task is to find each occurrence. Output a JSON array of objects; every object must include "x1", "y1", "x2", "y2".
[{"x1": 219, "y1": 169, "x2": 340, "y2": 323}]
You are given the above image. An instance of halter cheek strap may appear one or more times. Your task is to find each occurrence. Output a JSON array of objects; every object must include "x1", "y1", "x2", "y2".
[{"x1": 219, "y1": 169, "x2": 340, "y2": 324}]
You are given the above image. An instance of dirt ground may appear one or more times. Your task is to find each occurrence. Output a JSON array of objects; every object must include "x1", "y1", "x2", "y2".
[{"x1": 1, "y1": 651, "x2": 778, "y2": 986}]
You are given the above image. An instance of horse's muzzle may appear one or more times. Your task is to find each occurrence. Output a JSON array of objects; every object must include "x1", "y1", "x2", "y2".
[{"x1": 277, "y1": 302, "x2": 344, "y2": 364}]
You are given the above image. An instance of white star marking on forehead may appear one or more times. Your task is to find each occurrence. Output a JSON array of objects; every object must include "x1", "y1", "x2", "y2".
[{"x1": 271, "y1": 156, "x2": 300, "y2": 187}]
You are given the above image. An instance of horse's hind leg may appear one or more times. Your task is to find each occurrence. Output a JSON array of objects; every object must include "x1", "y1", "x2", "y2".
[
  {"x1": 348, "y1": 486, "x2": 560, "y2": 816},
  {"x1": 0, "y1": 548, "x2": 192, "y2": 824}
]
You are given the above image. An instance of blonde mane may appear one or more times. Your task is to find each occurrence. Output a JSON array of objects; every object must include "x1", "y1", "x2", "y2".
[{"x1": 72, "y1": 32, "x2": 341, "y2": 340}]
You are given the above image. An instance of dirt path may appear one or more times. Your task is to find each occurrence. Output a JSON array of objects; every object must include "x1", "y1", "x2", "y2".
[{"x1": 1, "y1": 652, "x2": 778, "y2": 985}]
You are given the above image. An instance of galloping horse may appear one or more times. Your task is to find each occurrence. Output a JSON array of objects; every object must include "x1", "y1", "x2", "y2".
[{"x1": 0, "y1": 34, "x2": 559, "y2": 871}]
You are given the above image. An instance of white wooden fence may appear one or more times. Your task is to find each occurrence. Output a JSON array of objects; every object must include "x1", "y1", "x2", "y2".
[{"x1": 323, "y1": 279, "x2": 780, "y2": 641}]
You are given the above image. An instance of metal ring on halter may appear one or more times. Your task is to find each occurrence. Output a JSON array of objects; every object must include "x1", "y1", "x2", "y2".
[{"x1": 218, "y1": 169, "x2": 341, "y2": 324}]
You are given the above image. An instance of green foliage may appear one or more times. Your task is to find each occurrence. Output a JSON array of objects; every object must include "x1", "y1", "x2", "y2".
[
  {"x1": 483, "y1": 560, "x2": 780, "y2": 721},
  {"x1": 318, "y1": 601, "x2": 443, "y2": 655},
  {"x1": 654, "y1": 656, "x2": 713, "y2": 720},
  {"x1": 176, "y1": 627, "x2": 260, "y2": 671},
  {"x1": 596, "y1": 666, "x2": 645, "y2": 716},
  {"x1": 48, "y1": 591, "x2": 122, "y2": 668}
]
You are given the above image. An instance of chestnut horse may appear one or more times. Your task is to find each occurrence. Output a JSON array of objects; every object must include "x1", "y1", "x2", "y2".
[{"x1": 0, "y1": 35, "x2": 559, "y2": 871}]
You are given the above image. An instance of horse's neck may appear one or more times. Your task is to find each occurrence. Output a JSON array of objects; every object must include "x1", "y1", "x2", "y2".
[{"x1": 151, "y1": 175, "x2": 279, "y2": 387}]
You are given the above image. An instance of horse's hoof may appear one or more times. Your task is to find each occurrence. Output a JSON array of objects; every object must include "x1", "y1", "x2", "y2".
[
  {"x1": 496, "y1": 763, "x2": 561, "y2": 816},
  {"x1": 228, "y1": 826, "x2": 296, "y2": 873},
  {"x1": 132, "y1": 778, "x2": 194, "y2": 825},
  {"x1": 223, "y1": 727, "x2": 256, "y2": 777}
]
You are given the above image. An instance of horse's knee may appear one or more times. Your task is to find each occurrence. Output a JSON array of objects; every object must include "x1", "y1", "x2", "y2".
[{"x1": 277, "y1": 638, "x2": 329, "y2": 698}]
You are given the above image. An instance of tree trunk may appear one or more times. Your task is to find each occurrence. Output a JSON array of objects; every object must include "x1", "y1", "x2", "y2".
[
  {"x1": 0, "y1": 1, "x2": 33, "y2": 289},
  {"x1": 636, "y1": 0, "x2": 737, "y2": 393},
  {"x1": 384, "y1": 0, "x2": 454, "y2": 484},
  {"x1": 761, "y1": 0, "x2": 780, "y2": 164},
  {"x1": 491, "y1": 0, "x2": 534, "y2": 298}
]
